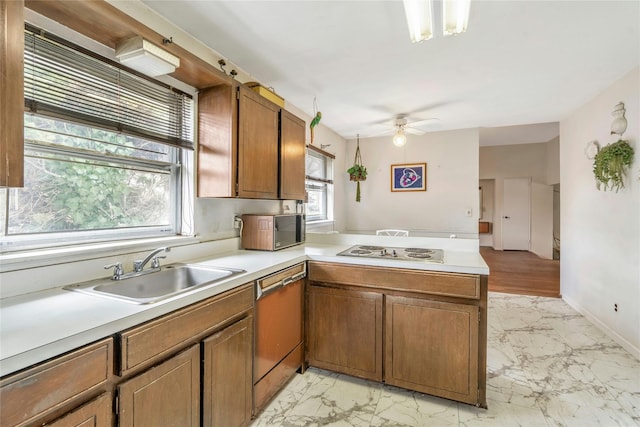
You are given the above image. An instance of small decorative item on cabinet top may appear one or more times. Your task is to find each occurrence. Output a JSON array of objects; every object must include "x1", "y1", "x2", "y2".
[{"x1": 347, "y1": 134, "x2": 367, "y2": 202}]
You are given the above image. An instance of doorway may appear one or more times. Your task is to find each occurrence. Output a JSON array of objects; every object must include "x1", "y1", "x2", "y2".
[{"x1": 502, "y1": 178, "x2": 530, "y2": 250}]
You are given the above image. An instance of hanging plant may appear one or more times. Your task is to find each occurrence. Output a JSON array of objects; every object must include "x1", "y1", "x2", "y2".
[
  {"x1": 593, "y1": 139, "x2": 634, "y2": 192},
  {"x1": 347, "y1": 164, "x2": 367, "y2": 181},
  {"x1": 347, "y1": 135, "x2": 367, "y2": 202}
]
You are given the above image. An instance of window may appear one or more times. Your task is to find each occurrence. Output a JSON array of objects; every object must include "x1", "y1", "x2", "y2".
[
  {"x1": 305, "y1": 146, "x2": 334, "y2": 222},
  {"x1": 0, "y1": 25, "x2": 193, "y2": 251}
]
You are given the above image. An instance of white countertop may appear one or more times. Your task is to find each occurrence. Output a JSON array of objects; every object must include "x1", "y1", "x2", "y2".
[{"x1": 0, "y1": 239, "x2": 488, "y2": 377}]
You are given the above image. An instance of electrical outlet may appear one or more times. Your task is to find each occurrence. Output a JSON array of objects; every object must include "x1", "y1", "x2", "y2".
[
  {"x1": 233, "y1": 216, "x2": 242, "y2": 229},
  {"x1": 614, "y1": 303, "x2": 618, "y2": 312},
  {"x1": 465, "y1": 208, "x2": 473, "y2": 217}
]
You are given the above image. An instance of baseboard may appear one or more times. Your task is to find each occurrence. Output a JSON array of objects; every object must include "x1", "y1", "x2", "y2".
[{"x1": 562, "y1": 294, "x2": 640, "y2": 360}]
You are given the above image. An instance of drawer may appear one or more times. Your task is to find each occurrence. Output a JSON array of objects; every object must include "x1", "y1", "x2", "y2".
[
  {"x1": 308, "y1": 262, "x2": 480, "y2": 299},
  {"x1": 119, "y1": 283, "x2": 253, "y2": 376},
  {"x1": 0, "y1": 338, "x2": 113, "y2": 427}
]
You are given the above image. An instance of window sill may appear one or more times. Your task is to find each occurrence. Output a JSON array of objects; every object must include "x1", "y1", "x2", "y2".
[
  {"x1": 306, "y1": 220, "x2": 336, "y2": 231},
  {"x1": 0, "y1": 235, "x2": 200, "y2": 273}
]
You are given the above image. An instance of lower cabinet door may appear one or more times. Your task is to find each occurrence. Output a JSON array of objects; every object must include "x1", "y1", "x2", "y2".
[
  {"x1": 307, "y1": 285, "x2": 383, "y2": 381},
  {"x1": 202, "y1": 316, "x2": 253, "y2": 427},
  {"x1": 385, "y1": 295, "x2": 479, "y2": 405},
  {"x1": 45, "y1": 393, "x2": 113, "y2": 427},
  {"x1": 117, "y1": 345, "x2": 200, "y2": 427}
]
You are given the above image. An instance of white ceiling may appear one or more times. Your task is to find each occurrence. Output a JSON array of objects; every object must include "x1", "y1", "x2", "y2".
[{"x1": 142, "y1": 0, "x2": 639, "y2": 144}]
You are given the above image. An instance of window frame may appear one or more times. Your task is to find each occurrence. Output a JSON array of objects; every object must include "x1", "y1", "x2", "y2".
[
  {"x1": 0, "y1": 24, "x2": 195, "y2": 253},
  {"x1": 305, "y1": 145, "x2": 334, "y2": 222}
]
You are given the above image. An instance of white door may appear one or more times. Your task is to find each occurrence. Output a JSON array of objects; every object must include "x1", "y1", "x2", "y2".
[{"x1": 502, "y1": 178, "x2": 530, "y2": 250}]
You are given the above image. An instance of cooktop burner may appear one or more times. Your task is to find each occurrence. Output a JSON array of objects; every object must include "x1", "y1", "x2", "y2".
[
  {"x1": 359, "y1": 245, "x2": 384, "y2": 251},
  {"x1": 337, "y1": 245, "x2": 444, "y2": 263}
]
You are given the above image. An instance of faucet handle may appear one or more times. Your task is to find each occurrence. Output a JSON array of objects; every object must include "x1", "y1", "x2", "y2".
[
  {"x1": 104, "y1": 262, "x2": 124, "y2": 280},
  {"x1": 150, "y1": 255, "x2": 167, "y2": 269}
]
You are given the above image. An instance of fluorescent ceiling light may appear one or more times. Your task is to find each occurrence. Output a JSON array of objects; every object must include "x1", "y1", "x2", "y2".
[
  {"x1": 402, "y1": 0, "x2": 470, "y2": 43},
  {"x1": 402, "y1": 0, "x2": 433, "y2": 43},
  {"x1": 443, "y1": 0, "x2": 471, "y2": 36},
  {"x1": 115, "y1": 36, "x2": 180, "y2": 77}
]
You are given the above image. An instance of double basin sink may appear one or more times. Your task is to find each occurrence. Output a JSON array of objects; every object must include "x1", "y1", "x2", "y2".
[{"x1": 65, "y1": 264, "x2": 245, "y2": 304}]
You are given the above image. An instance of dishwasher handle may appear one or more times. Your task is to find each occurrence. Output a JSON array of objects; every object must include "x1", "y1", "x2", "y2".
[{"x1": 256, "y1": 270, "x2": 306, "y2": 300}]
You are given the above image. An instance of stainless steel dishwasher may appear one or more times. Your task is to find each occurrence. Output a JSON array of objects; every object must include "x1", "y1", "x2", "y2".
[{"x1": 254, "y1": 262, "x2": 306, "y2": 413}]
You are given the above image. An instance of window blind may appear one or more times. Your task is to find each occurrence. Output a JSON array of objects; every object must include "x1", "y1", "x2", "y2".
[
  {"x1": 23, "y1": 25, "x2": 194, "y2": 150},
  {"x1": 306, "y1": 144, "x2": 334, "y2": 184}
]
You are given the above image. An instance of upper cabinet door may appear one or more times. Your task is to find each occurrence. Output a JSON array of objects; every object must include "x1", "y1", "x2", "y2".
[
  {"x1": 237, "y1": 85, "x2": 280, "y2": 199},
  {"x1": 1, "y1": 0, "x2": 24, "y2": 188},
  {"x1": 197, "y1": 82, "x2": 239, "y2": 198},
  {"x1": 279, "y1": 110, "x2": 306, "y2": 200}
]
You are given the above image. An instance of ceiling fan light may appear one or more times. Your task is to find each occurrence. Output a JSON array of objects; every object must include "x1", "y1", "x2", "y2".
[
  {"x1": 443, "y1": 0, "x2": 470, "y2": 36},
  {"x1": 393, "y1": 130, "x2": 407, "y2": 147},
  {"x1": 402, "y1": 0, "x2": 433, "y2": 43}
]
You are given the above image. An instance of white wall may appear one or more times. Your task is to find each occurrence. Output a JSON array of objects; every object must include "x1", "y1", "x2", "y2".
[
  {"x1": 480, "y1": 139, "x2": 559, "y2": 250},
  {"x1": 530, "y1": 182, "x2": 553, "y2": 259},
  {"x1": 560, "y1": 66, "x2": 640, "y2": 357},
  {"x1": 344, "y1": 128, "x2": 479, "y2": 237}
]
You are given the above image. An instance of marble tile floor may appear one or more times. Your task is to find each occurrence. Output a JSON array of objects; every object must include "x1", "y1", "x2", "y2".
[{"x1": 251, "y1": 292, "x2": 640, "y2": 427}]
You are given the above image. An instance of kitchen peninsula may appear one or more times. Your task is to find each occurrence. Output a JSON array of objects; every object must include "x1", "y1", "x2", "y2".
[{"x1": 0, "y1": 234, "x2": 488, "y2": 425}]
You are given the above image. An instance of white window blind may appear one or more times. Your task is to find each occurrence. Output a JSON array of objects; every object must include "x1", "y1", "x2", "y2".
[{"x1": 23, "y1": 24, "x2": 193, "y2": 150}]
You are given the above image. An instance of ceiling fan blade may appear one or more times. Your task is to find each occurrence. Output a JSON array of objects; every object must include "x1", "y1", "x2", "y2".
[
  {"x1": 365, "y1": 129, "x2": 396, "y2": 138},
  {"x1": 405, "y1": 127, "x2": 425, "y2": 135},
  {"x1": 409, "y1": 118, "x2": 440, "y2": 128}
]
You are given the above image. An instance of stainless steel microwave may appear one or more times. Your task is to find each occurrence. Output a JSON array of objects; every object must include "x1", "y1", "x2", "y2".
[{"x1": 241, "y1": 214, "x2": 305, "y2": 251}]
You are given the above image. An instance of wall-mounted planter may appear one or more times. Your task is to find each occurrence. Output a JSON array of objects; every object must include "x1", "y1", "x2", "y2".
[{"x1": 593, "y1": 139, "x2": 634, "y2": 192}]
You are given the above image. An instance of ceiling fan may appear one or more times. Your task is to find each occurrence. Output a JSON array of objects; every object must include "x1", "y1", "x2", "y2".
[{"x1": 369, "y1": 115, "x2": 440, "y2": 147}]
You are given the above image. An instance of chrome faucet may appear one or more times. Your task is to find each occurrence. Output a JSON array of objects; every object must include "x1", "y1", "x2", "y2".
[{"x1": 134, "y1": 247, "x2": 171, "y2": 273}]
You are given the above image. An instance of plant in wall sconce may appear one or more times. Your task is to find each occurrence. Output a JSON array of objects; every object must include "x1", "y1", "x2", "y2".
[
  {"x1": 593, "y1": 139, "x2": 634, "y2": 192},
  {"x1": 347, "y1": 134, "x2": 367, "y2": 202},
  {"x1": 592, "y1": 102, "x2": 635, "y2": 192}
]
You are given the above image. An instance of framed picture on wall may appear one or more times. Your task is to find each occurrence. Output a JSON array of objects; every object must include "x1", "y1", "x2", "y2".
[{"x1": 390, "y1": 163, "x2": 427, "y2": 192}]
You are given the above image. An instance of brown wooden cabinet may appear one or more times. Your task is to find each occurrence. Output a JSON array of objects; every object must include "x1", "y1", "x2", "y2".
[
  {"x1": 203, "y1": 315, "x2": 253, "y2": 427},
  {"x1": 198, "y1": 83, "x2": 306, "y2": 200},
  {"x1": 118, "y1": 344, "x2": 200, "y2": 427},
  {"x1": 116, "y1": 283, "x2": 254, "y2": 426},
  {"x1": 237, "y1": 85, "x2": 280, "y2": 199},
  {"x1": 1, "y1": 0, "x2": 24, "y2": 188},
  {"x1": 385, "y1": 296, "x2": 479, "y2": 405},
  {"x1": 279, "y1": 109, "x2": 306, "y2": 200},
  {"x1": 307, "y1": 261, "x2": 487, "y2": 408},
  {"x1": 45, "y1": 392, "x2": 113, "y2": 427},
  {"x1": 307, "y1": 285, "x2": 383, "y2": 381},
  {"x1": 0, "y1": 338, "x2": 114, "y2": 427}
]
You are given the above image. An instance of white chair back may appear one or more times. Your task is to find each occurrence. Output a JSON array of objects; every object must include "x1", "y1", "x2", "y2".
[{"x1": 376, "y1": 229, "x2": 409, "y2": 236}]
